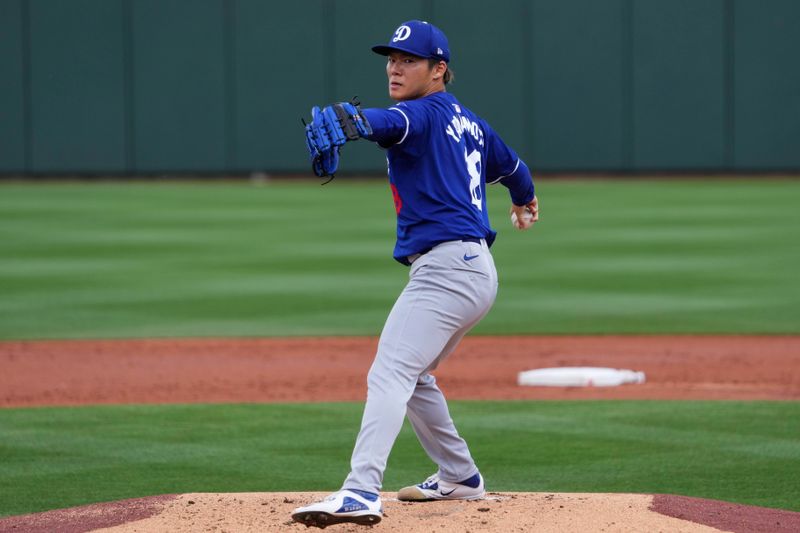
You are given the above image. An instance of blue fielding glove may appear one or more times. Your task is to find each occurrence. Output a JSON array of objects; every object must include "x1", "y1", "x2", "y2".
[
  {"x1": 304, "y1": 106, "x2": 332, "y2": 177},
  {"x1": 304, "y1": 100, "x2": 373, "y2": 178}
]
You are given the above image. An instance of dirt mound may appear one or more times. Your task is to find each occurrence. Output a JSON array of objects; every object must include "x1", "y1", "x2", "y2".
[{"x1": 2, "y1": 492, "x2": 798, "y2": 533}]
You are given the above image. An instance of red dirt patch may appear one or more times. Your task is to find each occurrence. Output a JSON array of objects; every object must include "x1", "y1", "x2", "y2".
[
  {"x1": 1, "y1": 335, "x2": 798, "y2": 407},
  {"x1": 0, "y1": 494, "x2": 176, "y2": 533},
  {"x1": 651, "y1": 494, "x2": 800, "y2": 533}
]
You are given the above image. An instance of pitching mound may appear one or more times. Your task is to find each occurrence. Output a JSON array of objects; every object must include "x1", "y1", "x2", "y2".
[{"x1": 2, "y1": 492, "x2": 798, "y2": 533}]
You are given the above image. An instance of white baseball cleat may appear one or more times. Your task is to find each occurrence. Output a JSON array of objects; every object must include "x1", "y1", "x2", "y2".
[
  {"x1": 291, "y1": 489, "x2": 382, "y2": 528},
  {"x1": 397, "y1": 472, "x2": 485, "y2": 501}
]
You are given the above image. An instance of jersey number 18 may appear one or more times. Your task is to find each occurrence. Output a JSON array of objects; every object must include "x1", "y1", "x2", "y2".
[{"x1": 464, "y1": 148, "x2": 482, "y2": 211}]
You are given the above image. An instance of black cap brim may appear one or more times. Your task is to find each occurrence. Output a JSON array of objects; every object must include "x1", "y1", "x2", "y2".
[{"x1": 372, "y1": 44, "x2": 431, "y2": 59}]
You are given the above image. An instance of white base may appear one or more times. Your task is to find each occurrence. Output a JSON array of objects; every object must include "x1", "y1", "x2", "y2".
[{"x1": 518, "y1": 367, "x2": 646, "y2": 387}]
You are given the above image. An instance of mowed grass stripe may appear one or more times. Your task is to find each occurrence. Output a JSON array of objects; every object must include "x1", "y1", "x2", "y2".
[
  {"x1": 0, "y1": 182, "x2": 402, "y2": 338},
  {"x1": 0, "y1": 401, "x2": 798, "y2": 517},
  {"x1": 1, "y1": 179, "x2": 799, "y2": 338},
  {"x1": 491, "y1": 179, "x2": 800, "y2": 333}
]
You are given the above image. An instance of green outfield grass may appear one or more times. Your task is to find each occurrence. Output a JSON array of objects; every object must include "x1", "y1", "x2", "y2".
[
  {"x1": 0, "y1": 401, "x2": 798, "y2": 517},
  {"x1": 1, "y1": 178, "x2": 798, "y2": 339}
]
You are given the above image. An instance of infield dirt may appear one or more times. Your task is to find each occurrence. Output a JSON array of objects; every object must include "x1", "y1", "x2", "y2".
[
  {"x1": 2, "y1": 335, "x2": 799, "y2": 406},
  {"x1": 2, "y1": 491, "x2": 799, "y2": 533}
]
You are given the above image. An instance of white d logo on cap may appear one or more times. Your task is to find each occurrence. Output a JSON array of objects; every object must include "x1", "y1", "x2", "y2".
[{"x1": 392, "y1": 25, "x2": 411, "y2": 42}]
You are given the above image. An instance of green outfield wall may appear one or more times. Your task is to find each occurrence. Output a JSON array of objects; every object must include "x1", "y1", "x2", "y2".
[{"x1": 0, "y1": 0, "x2": 798, "y2": 175}]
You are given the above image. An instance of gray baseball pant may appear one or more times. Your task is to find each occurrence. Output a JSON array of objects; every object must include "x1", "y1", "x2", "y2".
[{"x1": 342, "y1": 238, "x2": 498, "y2": 494}]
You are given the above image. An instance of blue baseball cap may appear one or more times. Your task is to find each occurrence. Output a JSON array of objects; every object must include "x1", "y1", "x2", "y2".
[{"x1": 372, "y1": 20, "x2": 450, "y2": 63}]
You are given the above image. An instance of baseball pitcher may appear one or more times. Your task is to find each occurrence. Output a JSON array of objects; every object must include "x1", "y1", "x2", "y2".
[{"x1": 294, "y1": 20, "x2": 538, "y2": 528}]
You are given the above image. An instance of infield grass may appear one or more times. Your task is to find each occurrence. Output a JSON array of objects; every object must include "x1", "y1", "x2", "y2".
[
  {"x1": 1, "y1": 178, "x2": 799, "y2": 339},
  {"x1": 0, "y1": 401, "x2": 798, "y2": 517}
]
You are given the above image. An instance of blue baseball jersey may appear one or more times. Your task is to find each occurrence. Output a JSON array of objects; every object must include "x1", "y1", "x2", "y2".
[{"x1": 362, "y1": 92, "x2": 534, "y2": 264}]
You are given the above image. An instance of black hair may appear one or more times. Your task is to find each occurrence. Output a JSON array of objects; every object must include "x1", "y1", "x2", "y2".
[{"x1": 427, "y1": 58, "x2": 453, "y2": 84}]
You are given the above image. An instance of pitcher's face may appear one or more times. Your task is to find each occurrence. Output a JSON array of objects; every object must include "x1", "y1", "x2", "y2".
[{"x1": 386, "y1": 52, "x2": 445, "y2": 101}]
